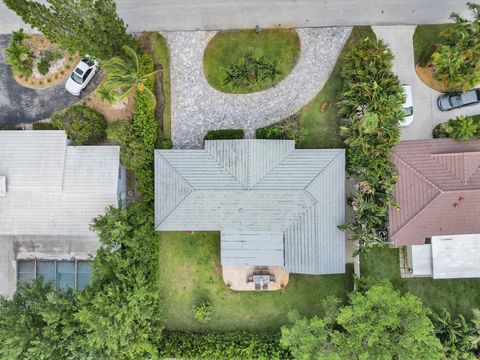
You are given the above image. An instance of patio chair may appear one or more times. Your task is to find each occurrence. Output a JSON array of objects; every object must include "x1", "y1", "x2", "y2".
[
  {"x1": 262, "y1": 283, "x2": 268, "y2": 290},
  {"x1": 261, "y1": 268, "x2": 269, "y2": 275},
  {"x1": 269, "y1": 275, "x2": 275, "y2": 282},
  {"x1": 255, "y1": 283, "x2": 261, "y2": 291},
  {"x1": 247, "y1": 275, "x2": 253, "y2": 283},
  {"x1": 253, "y1": 269, "x2": 261, "y2": 275}
]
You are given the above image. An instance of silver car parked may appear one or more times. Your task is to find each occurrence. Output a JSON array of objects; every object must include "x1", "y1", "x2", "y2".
[{"x1": 437, "y1": 89, "x2": 480, "y2": 111}]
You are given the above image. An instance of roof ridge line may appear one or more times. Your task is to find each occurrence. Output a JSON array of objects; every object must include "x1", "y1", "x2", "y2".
[
  {"x1": 60, "y1": 138, "x2": 69, "y2": 193},
  {"x1": 304, "y1": 150, "x2": 343, "y2": 193},
  {"x1": 391, "y1": 192, "x2": 442, "y2": 239},
  {"x1": 249, "y1": 142, "x2": 295, "y2": 188},
  {"x1": 204, "y1": 144, "x2": 248, "y2": 189},
  {"x1": 156, "y1": 152, "x2": 196, "y2": 190},
  {"x1": 395, "y1": 153, "x2": 442, "y2": 192},
  {"x1": 155, "y1": 190, "x2": 194, "y2": 230}
]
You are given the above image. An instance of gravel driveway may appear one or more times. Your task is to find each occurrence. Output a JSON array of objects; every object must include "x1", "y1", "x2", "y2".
[
  {"x1": 0, "y1": 34, "x2": 100, "y2": 127},
  {"x1": 164, "y1": 27, "x2": 352, "y2": 148}
]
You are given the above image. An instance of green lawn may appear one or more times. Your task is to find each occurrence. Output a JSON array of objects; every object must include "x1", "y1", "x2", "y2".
[
  {"x1": 149, "y1": 32, "x2": 171, "y2": 139},
  {"x1": 158, "y1": 231, "x2": 353, "y2": 332},
  {"x1": 413, "y1": 24, "x2": 450, "y2": 66},
  {"x1": 300, "y1": 26, "x2": 376, "y2": 149},
  {"x1": 361, "y1": 247, "x2": 480, "y2": 318},
  {"x1": 203, "y1": 29, "x2": 300, "y2": 94}
]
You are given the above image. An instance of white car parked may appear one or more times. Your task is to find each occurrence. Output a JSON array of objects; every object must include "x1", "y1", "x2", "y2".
[
  {"x1": 399, "y1": 85, "x2": 414, "y2": 127},
  {"x1": 65, "y1": 58, "x2": 98, "y2": 96}
]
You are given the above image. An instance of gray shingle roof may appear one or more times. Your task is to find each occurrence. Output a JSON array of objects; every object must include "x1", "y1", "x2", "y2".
[
  {"x1": 155, "y1": 140, "x2": 345, "y2": 275},
  {"x1": 0, "y1": 131, "x2": 120, "y2": 237}
]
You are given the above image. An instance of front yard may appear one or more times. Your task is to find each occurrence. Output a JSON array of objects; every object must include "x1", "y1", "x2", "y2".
[
  {"x1": 361, "y1": 247, "x2": 480, "y2": 317},
  {"x1": 158, "y1": 231, "x2": 353, "y2": 332}
]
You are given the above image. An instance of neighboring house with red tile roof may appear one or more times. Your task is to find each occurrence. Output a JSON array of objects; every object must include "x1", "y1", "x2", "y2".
[{"x1": 389, "y1": 139, "x2": 480, "y2": 279}]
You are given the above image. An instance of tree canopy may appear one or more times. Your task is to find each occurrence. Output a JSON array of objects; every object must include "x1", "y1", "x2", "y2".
[
  {"x1": 3, "y1": 0, "x2": 135, "y2": 59},
  {"x1": 281, "y1": 282, "x2": 443, "y2": 360}
]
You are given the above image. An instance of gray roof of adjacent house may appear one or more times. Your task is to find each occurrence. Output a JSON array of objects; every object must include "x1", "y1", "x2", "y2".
[
  {"x1": 0, "y1": 131, "x2": 120, "y2": 237},
  {"x1": 154, "y1": 140, "x2": 345, "y2": 275}
]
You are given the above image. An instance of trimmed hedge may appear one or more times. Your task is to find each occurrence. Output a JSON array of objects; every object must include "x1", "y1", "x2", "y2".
[
  {"x1": 160, "y1": 331, "x2": 289, "y2": 359},
  {"x1": 32, "y1": 122, "x2": 58, "y2": 130},
  {"x1": 204, "y1": 129, "x2": 245, "y2": 141},
  {"x1": 255, "y1": 114, "x2": 307, "y2": 145}
]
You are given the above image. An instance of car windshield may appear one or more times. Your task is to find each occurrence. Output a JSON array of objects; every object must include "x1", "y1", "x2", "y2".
[
  {"x1": 450, "y1": 95, "x2": 463, "y2": 107},
  {"x1": 70, "y1": 72, "x2": 83, "y2": 84},
  {"x1": 403, "y1": 106, "x2": 413, "y2": 117}
]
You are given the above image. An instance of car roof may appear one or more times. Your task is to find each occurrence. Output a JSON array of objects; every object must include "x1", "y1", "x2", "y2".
[
  {"x1": 461, "y1": 90, "x2": 479, "y2": 104},
  {"x1": 75, "y1": 60, "x2": 91, "y2": 72},
  {"x1": 402, "y1": 85, "x2": 413, "y2": 108}
]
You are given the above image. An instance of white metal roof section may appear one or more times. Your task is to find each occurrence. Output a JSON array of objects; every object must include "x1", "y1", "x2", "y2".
[
  {"x1": 155, "y1": 140, "x2": 346, "y2": 275},
  {"x1": 410, "y1": 244, "x2": 433, "y2": 276},
  {"x1": 221, "y1": 232, "x2": 284, "y2": 266},
  {"x1": 431, "y1": 234, "x2": 480, "y2": 279},
  {"x1": 0, "y1": 131, "x2": 66, "y2": 191},
  {"x1": 0, "y1": 131, "x2": 120, "y2": 237}
]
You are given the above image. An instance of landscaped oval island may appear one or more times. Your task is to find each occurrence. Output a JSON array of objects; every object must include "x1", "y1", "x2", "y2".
[{"x1": 203, "y1": 29, "x2": 300, "y2": 94}]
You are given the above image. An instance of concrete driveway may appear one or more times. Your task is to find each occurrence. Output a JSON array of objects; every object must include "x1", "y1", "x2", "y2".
[
  {"x1": 373, "y1": 26, "x2": 480, "y2": 141},
  {"x1": 0, "y1": 35, "x2": 100, "y2": 127},
  {"x1": 0, "y1": 0, "x2": 469, "y2": 33}
]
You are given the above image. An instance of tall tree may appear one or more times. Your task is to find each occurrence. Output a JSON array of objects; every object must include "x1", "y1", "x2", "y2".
[
  {"x1": 432, "y1": 2, "x2": 480, "y2": 91},
  {"x1": 2, "y1": 0, "x2": 135, "y2": 60},
  {"x1": 281, "y1": 282, "x2": 443, "y2": 359}
]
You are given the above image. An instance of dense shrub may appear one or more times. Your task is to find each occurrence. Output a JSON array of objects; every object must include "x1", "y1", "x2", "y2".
[
  {"x1": 193, "y1": 300, "x2": 213, "y2": 324},
  {"x1": 32, "y1": 122, "x2": 58, "y2": 130},
  {"x1": 338, "y1": 37, "x2": 404, "y2": 251},
  {"x1": 433, "y1": 115, "x2": 480, "y2": 141},
  {"x1": 160, "y1": 331, "x2": 288, "y2": 359},
  {"x1": 51, "y1": 105, "x2": 107, "y2": 145},
  {"x1": 256, "y1": 114, "x2": 307, "y2": 145},
  {"x1": 158, "y1": 138, "x2": 173, "y2": 149},
  {"x1": 204, "y1": 129, "x2": 245, "y2": 141},
  {"x1": 432, "y1": 3, "x2": 480, "y2": 91},
  {"x1": 113, "y1": 53, "x2": 157, "y2": 203}
]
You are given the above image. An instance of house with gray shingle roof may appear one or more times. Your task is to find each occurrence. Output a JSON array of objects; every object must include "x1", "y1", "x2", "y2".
[
  {"x1": 155, "y1": 140, "x2": 346, "y2": 275},
  {"x1": 0, "y1": 131, "x2": 125, "y2": 297},
  {"x1": 390, "y1": 139, "x2": 480, "y2": 279}
]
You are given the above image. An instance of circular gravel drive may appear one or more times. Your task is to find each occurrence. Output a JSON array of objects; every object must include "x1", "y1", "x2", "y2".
[
  {"x1": 0, "y1": 34, "x2": 100, "y2": 127},
  {"x1": 163, "y1": 27, "x2": 352, "y2": 149}
]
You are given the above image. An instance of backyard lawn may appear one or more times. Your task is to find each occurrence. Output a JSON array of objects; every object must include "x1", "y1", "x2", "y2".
[
  {"x1": 203, "y1": 29, "x2": 300, "y2": 94},
  {"x1": 300, "y1": 26, "x2": 375, "y2": 149},
  {"x1": 361, "y1": 247, "x2": 480, "y2": 318},
  {"x1": 158, "y1": 231, "x2": 353, "y2": 332}
]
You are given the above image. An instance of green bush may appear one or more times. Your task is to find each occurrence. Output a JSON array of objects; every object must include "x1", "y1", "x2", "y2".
[
  {"x1": 256, "y1": 114, "x2": 307, "y2": 145},
  {"x1": 106, "y1": 119, "x2": 129, "y2": 143},
  {"x1": 433, "y1": 115, "x2": 480, "y2": 141},
  {"x1": 223, "y1": 54, "x2": 280, "y2": 89},
  {"x1": 204, "y1": 129, "x2": 244, "y2": 141},
  {"x1": 158, "y1": 138, "x2": 173, "y2": 149},
  {"x1": 193, "y1": 301, "x2": 213, "y2": 324},
  {"x1": 50, "y1": 105, "x2": 107, "y2": 145},
  {"x1": 160, "y1": 331, "x2": 288, "y2": 359},
  {"x1": 37, "y1": 49, "x2": 62, "y2": 76},
  {"x1": 338, "y1": 37, "x2": 404, "y2": 251},
  {"x1": 5, "y1": 29, "x2": 33, "y2": 77},
  {"x1": 32, "y1": 122, "x2": 58, "y2": 130}
]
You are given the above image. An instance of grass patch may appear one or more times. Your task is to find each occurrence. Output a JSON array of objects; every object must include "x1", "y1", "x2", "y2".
[
  {"x1": 299, "y1": 26, "x2": 376, "y2": 149},
  {"x1": 413, "y1": 24, "x2": 450, "y2": 66},
  {"x1": 204, "y1": 29, "x2": 300, "y2": 94},
  {"x1": 149, "y1": 32, "x2": 171, "y2": 139},
  {"x1": 361, "y1": 247, "x2": 480, "y2": 318},
  {"x1": 158, "y1": 231, "x2": 353, "y2": 332}
]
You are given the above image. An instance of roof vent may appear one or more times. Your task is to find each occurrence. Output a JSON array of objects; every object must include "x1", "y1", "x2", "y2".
[{"x1": 0, "y1": 176, "x2": 5, "y2": 197}]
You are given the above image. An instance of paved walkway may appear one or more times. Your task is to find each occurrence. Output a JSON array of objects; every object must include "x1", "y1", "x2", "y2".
[
  {"x1": 0, "y1": 0, "x2": 468, "y2": 33},
  {"x1": 373, "y1": 26, "x2": 480, "y2": 141},
  {"x1": 164, "y1": 27, "x2": 351, "y2": 148},
  {"x1": 0, "y1": 35, "x2": 99, "y2": 126}
]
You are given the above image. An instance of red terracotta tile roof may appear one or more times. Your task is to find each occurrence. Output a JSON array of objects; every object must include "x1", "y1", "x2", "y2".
[{"x1": 389, "y1": 139, "x2": 480, "y2": 246}]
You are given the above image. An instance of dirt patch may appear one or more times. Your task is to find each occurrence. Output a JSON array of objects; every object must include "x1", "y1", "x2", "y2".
[
  {"x1": 79, "y1": 85, "x2": 135, "y2": 122},
  {"x1": 13, "y1": 34, "x2": 79, "y2": 89},
  {"x1": 415, "y1": 64, "x2": 451, "y2": 92}
]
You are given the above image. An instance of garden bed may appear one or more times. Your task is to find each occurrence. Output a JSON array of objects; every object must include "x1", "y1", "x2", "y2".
[
  {"x1": 10, "y1": 34, "x2": 79, "y2": 89},
  {"x1": 79, "y1": 86, "x2": 135, "y2": 122},
  {"x1": 203, "y1": 29, "x2": 300, "y2": 94}
]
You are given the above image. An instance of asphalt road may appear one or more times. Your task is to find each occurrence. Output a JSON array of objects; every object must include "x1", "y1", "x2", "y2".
[
  {"x1": 0, "y1": 0, "x2": 470, "y2": 33},
  {"x1": 0, "y1": 35, "x2": 100, "y2": 126}
]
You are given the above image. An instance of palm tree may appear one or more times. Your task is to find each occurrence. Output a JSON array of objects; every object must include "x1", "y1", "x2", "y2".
[
  {"x1": 468, "y1": 308, "x2": 480, "y2": 351},
  {"x1": 5, "y1": 40, "x2": 33, "y2": 77},
  {"x1": 101, "y1": 45, "x2": 159, "y2": 108}
]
